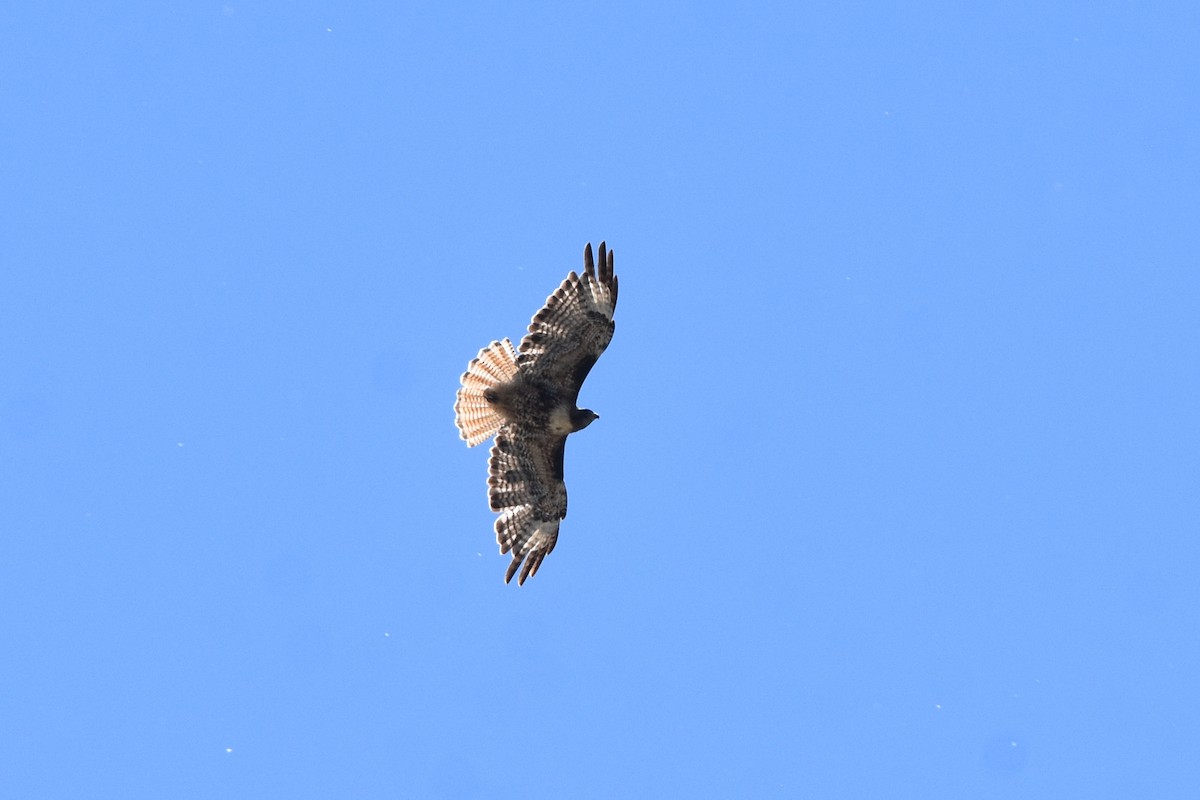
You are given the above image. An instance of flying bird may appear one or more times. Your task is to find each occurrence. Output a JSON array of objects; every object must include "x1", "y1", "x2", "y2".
[{"x1": 454, "y1": 242, "x2": 618, "y2": 585}]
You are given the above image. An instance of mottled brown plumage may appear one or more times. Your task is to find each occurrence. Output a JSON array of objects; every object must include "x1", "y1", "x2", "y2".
[{"x1": 454, "y1": 242, "x2": 618, "y2": 584}]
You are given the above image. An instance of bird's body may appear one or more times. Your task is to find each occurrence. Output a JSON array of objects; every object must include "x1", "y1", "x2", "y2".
[{"x1": 454, "y1": 242, "x2": 618, "y2": 584}]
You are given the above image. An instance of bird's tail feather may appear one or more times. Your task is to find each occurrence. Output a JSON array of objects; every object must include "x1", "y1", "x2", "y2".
[{"x1": 454, "y1": 338, "x2": 518, "y2": 446}]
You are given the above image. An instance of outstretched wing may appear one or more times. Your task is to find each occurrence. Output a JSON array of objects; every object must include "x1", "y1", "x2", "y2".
[
  {"x1": 488, "y1": 426, "x2": 567, "y2": 585},
  {"x1": 517, "y1": 241, "x2": 618, "y2": 400}
]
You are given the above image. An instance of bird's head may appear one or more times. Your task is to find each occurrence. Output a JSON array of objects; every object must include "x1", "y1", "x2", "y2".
[{"x1": 570, "y1": 408, "x2": 599, "y2": 432}]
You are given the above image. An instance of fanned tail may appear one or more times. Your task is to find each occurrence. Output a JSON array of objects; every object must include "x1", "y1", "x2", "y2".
[{"x1": 454, "y1": 338, "x2": 519, "y2": 446}]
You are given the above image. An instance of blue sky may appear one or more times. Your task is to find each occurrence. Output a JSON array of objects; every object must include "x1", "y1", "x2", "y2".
[{"x1": 3, "y1": 2, "x2": 1198, "y2": 797}]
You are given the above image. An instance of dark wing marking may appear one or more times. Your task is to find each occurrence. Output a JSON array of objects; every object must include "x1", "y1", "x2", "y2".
[
  {"x1": 516, "y1": 242, "x2": 618, "y2": 401},
  {"x1": 488, "y1": 426, "x2": 568, "y2": 585}
]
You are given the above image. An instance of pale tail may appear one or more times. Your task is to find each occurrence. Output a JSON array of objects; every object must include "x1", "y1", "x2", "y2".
[{"x1": 454, "y1": 338, "x2": 519, "y2": 447}]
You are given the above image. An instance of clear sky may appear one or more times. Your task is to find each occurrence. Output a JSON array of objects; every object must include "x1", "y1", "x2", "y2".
[{"x1": 3, "y1": 3, "x2": 1198, "y2": 798}]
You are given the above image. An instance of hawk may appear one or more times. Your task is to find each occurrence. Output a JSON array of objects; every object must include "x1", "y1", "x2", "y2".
[{"x1": 454, "y1": 242, "x2": 618, "y2": 585}]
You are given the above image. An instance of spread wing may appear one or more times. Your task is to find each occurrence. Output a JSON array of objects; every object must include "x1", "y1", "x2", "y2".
[
  {"x1": 488, "y1": 427, "x2": 567, "y2": 585},
  {"x1": 517, "y1": 241, "x2": 618, "y2": 400}
]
